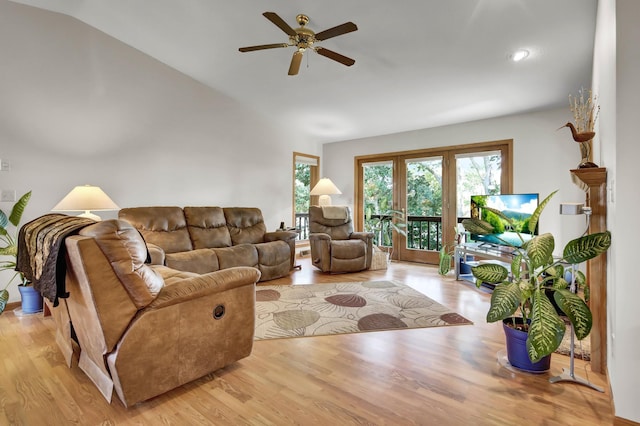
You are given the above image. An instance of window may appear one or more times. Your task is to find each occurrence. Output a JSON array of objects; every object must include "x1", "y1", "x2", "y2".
[{"x1": 293, "y1": 153, "x2": 319, "y2": 240}]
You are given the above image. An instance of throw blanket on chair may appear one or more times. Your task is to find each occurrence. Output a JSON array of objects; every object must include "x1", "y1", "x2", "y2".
[{"x1": 16, "y1": 214, "x2": 96, "y2": 306}]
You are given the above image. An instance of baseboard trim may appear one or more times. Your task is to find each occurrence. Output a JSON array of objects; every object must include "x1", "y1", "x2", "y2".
[
  {"x1": 615, "y1": 416, "x2": 640, "y2": 426},
  {"x1": 5, "y1": 301, "x2": 20, "y2": 312}
]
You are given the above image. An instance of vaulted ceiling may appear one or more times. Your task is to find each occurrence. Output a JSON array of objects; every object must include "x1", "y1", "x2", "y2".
[{"x1": 11, "y1": 0, "x2": 598, "y2": 143}]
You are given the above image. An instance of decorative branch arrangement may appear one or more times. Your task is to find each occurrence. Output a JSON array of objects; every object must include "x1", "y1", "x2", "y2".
[{"x1": 565, "y1": 88, "x2": 600, "y2": 168}]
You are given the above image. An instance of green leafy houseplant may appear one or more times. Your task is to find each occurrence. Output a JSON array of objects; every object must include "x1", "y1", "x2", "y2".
[
  {"x1": 438, "y1": 225, "x2": 466, "y2": 276},
  {"x1": 0, "y1": 191, "x2": 32, "y2": 315},
  {"x1": 462, "y1": 190, "x2": 611, "y2": 362},
  {"x1": 365, "y1": 207, "x2": 407, "y2": 259}
]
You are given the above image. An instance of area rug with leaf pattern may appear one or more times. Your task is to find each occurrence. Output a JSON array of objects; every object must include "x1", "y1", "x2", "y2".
[{"x1": 254, "y1": 280, "x2": 472, "y2": 340}]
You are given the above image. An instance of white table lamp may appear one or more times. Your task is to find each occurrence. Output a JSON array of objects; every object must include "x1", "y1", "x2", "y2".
[
  {"x1": 52, "y1": 185, "x2": 120, "y2": 221},
  {"x1": 310, "y1": 178, "x2": 342, "y2": 206}
]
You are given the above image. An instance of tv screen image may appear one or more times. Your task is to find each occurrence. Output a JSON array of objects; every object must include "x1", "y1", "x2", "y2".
[{"x1": 469, "y1": 193, "x2": 539, "y2": 247}]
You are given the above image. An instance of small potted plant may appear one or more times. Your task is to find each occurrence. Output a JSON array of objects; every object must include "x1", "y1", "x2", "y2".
[
  {"x1": 0, "y1": 191, "x2": 39, "y2": 315},
  {"x1": 438, "y1": 224, "x2": 467, "y2": 276},
  {"x1": 365, "y1": 206, "x2": 407, "y2": 263},
  {"x1": 462, "y1": 190, "x2": 611, "y2": 370}
]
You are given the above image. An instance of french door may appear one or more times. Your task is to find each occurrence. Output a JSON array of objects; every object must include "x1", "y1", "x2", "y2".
[{"x1": 356, "y1": 140, "x2": 512, "y2": 264}]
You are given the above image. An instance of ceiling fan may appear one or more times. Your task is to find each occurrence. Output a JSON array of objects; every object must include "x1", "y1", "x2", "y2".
[{"x1": 239, "y1": 12, "x2": 358, "y2": 76}]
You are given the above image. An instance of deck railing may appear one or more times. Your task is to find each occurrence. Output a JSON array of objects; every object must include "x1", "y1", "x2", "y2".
[
  {"x1": 297, "y1": 212, "x2": 464, "y2": 249},
  {"x1": 366, "y1": 214, "x2": 467, "y2": 251},
  {"x1": 295, "y1": 213, "x2": 310, "y2": 240}
]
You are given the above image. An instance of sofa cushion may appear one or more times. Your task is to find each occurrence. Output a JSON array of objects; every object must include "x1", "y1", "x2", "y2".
[
  {"x1": 79, "y1": 220, "x2": 164, "y2": 309},
  {"x1": 119, "y1": 207, "x2": 193, "y2": 254},
  {"x1": 213, "y1": 244, "x2": 258, "y2": 270},
  {"x1": 224, "y1": 208, "x2": 267, "y2": 245},
  {"x1": 165, "y1": 249, "x2": 220, "y2": 275},
  {"x1": 184, "y1": 207, "x2": 232, "y2": 249}
]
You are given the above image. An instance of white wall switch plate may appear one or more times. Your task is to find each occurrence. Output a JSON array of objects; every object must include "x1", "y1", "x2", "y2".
[{"x1": 0, "y1": 159, "x2": 10, "y2": 171}]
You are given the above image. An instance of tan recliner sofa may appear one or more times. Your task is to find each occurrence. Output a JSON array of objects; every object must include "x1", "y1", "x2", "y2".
[
  {"x1": 64, "y1": 219, "x2": 260, "y2": 407},
  {"x1": 308, "y1": 206, "x2": 374, "y2": 273},
  {"x1": 119, "y1": 206, "x2": 296, "y2": 281}
]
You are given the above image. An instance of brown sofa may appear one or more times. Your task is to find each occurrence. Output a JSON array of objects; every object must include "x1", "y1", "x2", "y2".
[
  {"x1": 119, "y1": 206, "x2": 297, "y2": 281},
  {"x1": 64, "y1": 219, "x2": 260, "y2": 407},
  {"x1": 308, "y1": 206, "x2": 374, "y2": 273}
]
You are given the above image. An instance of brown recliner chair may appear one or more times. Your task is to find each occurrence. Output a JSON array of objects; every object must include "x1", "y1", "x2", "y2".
[
  {"x1": 63, "y1": 219, "x2": 260, "y2": 407},
  {"x1": 308, "y1": 206, "x2": 374, "y2": 273}
]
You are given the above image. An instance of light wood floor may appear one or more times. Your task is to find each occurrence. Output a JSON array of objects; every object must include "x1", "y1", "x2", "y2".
[{"x1": 0, "y1": 258, "x2": 614, "y2": 425}]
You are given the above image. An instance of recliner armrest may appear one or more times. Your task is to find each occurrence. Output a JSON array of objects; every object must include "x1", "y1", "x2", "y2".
[
  {"x1": 309, "y1": 233, "x2": 331, "y2": 241},
  {"x1": 349, "y1": 232, "x2": 374, "y2": 242},
  {"x1": 145, "y1": 266, "x2": 260, "y2": 310}
]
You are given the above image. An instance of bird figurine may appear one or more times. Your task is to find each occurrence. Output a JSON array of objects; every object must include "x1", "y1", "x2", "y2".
[{"x1": 558, "y1": 122, "x2": 595, "y2": 142}]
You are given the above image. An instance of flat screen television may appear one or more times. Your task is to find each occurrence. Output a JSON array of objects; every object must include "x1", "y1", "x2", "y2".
[{"x1": 469, "y1": 193, "x2": 539, "y2": 248}]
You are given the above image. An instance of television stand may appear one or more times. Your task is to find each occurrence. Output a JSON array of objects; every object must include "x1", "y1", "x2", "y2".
[{"x1": 454, "y1": 242, "x2": 518, "y2": 283}]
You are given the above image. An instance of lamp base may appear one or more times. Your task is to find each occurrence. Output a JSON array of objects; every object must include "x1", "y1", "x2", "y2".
[
  {"x1": 78, "y1": 211, "x2": 101, "y2": 221},
  {"x1": 318, "y1": 195, "x2": 332, "y2": 206}
]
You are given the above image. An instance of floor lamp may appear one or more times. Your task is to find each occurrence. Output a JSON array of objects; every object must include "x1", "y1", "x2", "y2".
[{"x1": 549, "y1": 203, "x2": 603, "y2": 392}]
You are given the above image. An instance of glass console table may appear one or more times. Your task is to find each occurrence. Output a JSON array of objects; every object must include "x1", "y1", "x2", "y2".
[{"x1": 454, "y1": 242, "x2": 519, "y2": 286}]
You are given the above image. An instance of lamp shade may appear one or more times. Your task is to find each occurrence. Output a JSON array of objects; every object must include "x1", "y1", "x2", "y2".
[
  {"x1": 310, "y1": 178, "x2": 342, "y2": 207},
  {"x1": 52, "y1": 185, "x2": 119, "y2": 220},
  {"x1": 310, "y1": 178, "x2": 342, "y2": 196}
]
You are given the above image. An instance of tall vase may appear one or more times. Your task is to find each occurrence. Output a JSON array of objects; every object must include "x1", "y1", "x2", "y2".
[
  {"x1": 578, "y1": 140, "x2": 598, "y2": 168},
  {"x1": 18, "y1": 285, "x2": 43, "y2": 314},
  {"x1": 502, "y1": 318, "x2": 551, "y2": 372}
]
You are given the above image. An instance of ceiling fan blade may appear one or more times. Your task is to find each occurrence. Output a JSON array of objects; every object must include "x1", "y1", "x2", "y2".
[
  {"x1": 288, "y1": 51, "x2": 303, "y2": 76},
  {"x1": 315, "y1": 47, "x2": 355, "y2": 67},
  {"x1": 314, "y1": 22, "x2": 358, "y2": 41},
  {"x1": 239, "y1": 43, "x2": 289, "y2": 52},
  {"x1": 263, "y1": 12, "x2": 297, "y2": 37}
]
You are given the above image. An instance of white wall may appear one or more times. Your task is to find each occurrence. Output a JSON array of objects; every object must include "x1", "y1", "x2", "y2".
[
  {"x1": 0, "y1": 1, "x2": 319, "y2": 302},
  {"x1": 322, "y1": 107, "x2": 587, "y2": 249},
  {"x1": 594, "y1": 0, "x2": 640, "y2": 422}
]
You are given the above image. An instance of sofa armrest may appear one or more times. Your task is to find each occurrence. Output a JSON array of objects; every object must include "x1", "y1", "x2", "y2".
[
  {"x1": 145, "y1": 266, "x2": 260, "y2": 311},
  {"x1": 264, "y1": 230, "x2": 297, "y2": 242},
  {"x1": 264, "y1": 231, "x2": 298, "y2": 271},
  {"x1": 147, "y1": 243, "x2": 165, "y2": 265}
]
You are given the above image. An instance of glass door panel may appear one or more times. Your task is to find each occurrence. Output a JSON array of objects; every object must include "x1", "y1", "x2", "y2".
[
  {"x1": 362, "y1": 161, "x2": 394, "y2": 247},
  {"x1": 455, "y1": 151, "x2": 502, "y2": 219},
  {"x1": 399, "y1": 156, "x2": 443, "y2": 263}
]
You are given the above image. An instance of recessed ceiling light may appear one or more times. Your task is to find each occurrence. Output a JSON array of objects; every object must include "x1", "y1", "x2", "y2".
[{"x1": 510, "y1": 49, "x2": 530, "y2": 62}]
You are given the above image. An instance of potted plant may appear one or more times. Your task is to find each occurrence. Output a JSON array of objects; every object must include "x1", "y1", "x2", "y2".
[
  {"x1": 365, "y1": 206, "x2": 407, "y2": 262},
  {"x1": 0, "y1": 191, "x2": 38, "y2": 315},
  {"x1": 462, "y1": 190, "x2": 611, "y2": 370},
  {"x1": 438, "y1": 225, "x2": 467, "y2": 276}
]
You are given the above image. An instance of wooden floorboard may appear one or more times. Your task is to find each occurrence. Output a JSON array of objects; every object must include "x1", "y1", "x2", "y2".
[{"x1": 0, "y1": 258, "x2": 614, "y2": 425}]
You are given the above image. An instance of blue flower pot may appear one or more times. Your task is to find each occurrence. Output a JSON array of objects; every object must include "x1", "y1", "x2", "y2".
[
  {"x1": 459, "y1": 255, "x2": 474, "y2": 274},
  {"x1": 502, "y1": 318, "x2": 551, "y2": 373},
  {"x1": 18, "y1": 285, "x2": 43, "y2": 314}
]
